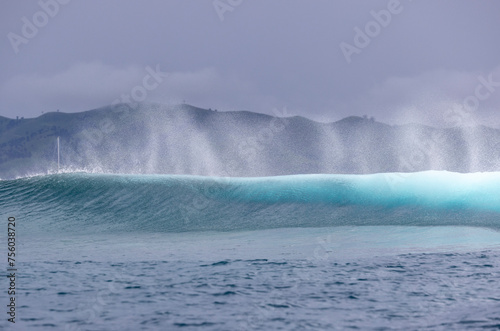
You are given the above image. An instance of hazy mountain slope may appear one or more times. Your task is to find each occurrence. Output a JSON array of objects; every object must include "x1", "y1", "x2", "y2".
[{"x1": 1, "y1": 103, "x2": 499, "y2": 178}]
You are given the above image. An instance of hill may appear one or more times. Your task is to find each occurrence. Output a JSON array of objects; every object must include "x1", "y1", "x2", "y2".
[{"x1": 1, "y1": 103, "x2": 499, "y2": 178}]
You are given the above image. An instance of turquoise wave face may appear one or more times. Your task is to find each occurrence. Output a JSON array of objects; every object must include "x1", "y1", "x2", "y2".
[{"x1": 1, "y1": 171, "x2": 499, "y2": 234}]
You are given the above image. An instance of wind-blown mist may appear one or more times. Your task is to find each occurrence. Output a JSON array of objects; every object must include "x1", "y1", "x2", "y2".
[
  {"x1": 3, "y1": 103, "x2": 500, "y2": 331},
  {"x1": 1, "y1": 103, "x2": 500, "y2": 179}
]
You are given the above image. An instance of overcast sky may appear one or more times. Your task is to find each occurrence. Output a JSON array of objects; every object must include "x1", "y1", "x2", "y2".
[{"x1": 1, "y1": 0, "x2": 499, "y2": 126}]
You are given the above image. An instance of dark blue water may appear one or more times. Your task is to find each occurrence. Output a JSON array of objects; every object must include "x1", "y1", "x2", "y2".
[
  {"x1": 1, "y1": 172, "x2": 500, "y2": 330},
  {"x1": 2, "y1": 229, "x2": 499, "y2": 330}
]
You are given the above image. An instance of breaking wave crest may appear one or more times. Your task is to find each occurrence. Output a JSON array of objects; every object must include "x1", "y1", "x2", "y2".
[{"x1": 1, "y1": 171, "x2": 499, "y2": 233}]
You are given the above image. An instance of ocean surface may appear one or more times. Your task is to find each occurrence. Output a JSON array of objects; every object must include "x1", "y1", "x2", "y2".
[{"x1": 1, "y1": 171, "x2": 500, "y2": 330}]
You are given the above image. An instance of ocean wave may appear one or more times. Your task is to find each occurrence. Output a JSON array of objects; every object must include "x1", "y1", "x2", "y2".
[{"x1": 1, "y1": 171, "x2": 499, "y2": 233}]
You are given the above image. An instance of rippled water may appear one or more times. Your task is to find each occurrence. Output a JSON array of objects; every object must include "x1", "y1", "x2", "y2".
[{"x1": 3, "y1": 227, "x2": 500, "y2": 330}]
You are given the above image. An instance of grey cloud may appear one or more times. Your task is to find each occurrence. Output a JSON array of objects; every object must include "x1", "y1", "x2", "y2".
[{"x1": 0, "y1": 0, "x2": 499, "y2": 127}]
